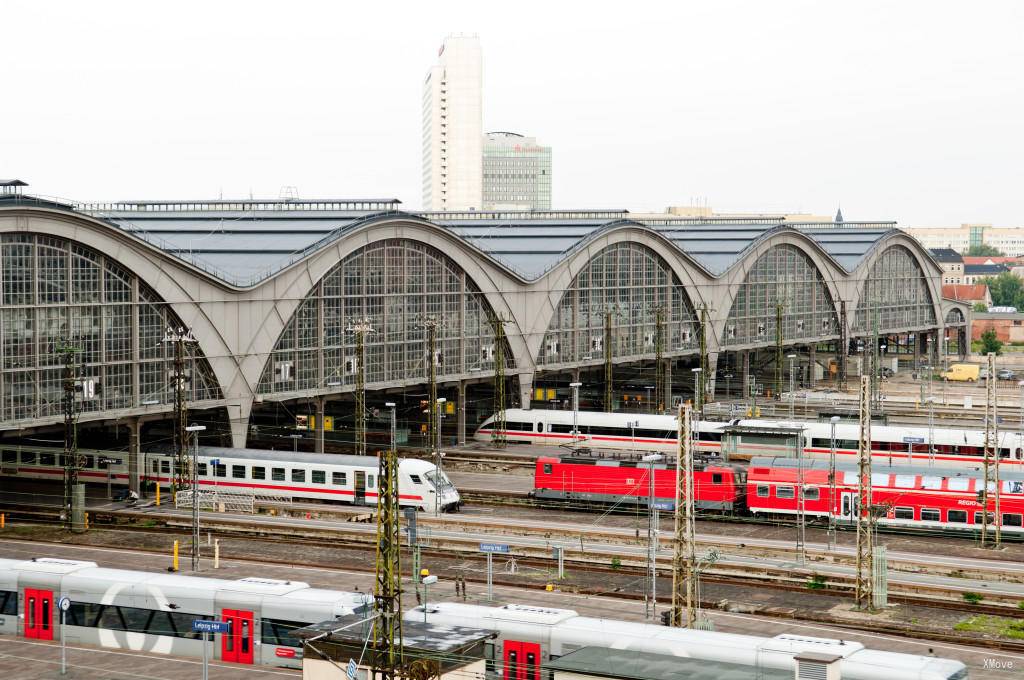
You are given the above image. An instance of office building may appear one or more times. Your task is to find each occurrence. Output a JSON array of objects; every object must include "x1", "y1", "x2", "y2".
[
  {"x1": 422, "y1": 35, "x2": 483, "y2": 211},
  {"x1": 482, "y1": 132, "x2": 552, "y2": 210}
]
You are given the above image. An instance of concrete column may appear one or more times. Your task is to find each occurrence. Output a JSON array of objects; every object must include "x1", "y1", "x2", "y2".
[
  {"x1": 518, "y1": 373, "x2": 535, "y2": 410},
  {"x1": 931, "y1": 329, "x2": 941, "y2": 365},
  {"x1": 663, "y1": 359, "x2": 673, "y2": 407},
  {"x1": 127, "y1": 417, "x2": 141, "y2": 495},
  {"x1": 807, "y1": 345, "x2": 816, "y2": 386},
  {"x1": 741, "y1": 351, "x2": 750, "y2": 398},
  {"x1": 706, "y1": 352, "x2": 719, "y2": 401},
  {"x1": 959, "y1": 327, "x2": 968, "y2": 360},
  {"x1": 457, "y1": 380, "x2": 467, "y2": 445},
  {"x1": 315, "y1": 396, "x2": 326, "y2": 453},
  {"x1": 228, "y1": 399, "x2": 254, "y2": 449}
]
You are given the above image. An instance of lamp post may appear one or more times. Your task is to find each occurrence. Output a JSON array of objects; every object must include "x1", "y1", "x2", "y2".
[
  {"x1": 828, "y1": 416, "x2": 840, "y2": 552},
  {"x1": 691, "y1": 367, "x2": 703, "y2": 414},
  {"x1": 570, "y1": 382, "x2": 582, "y2": 450},
  {"x1": 787, "y1": 354, "x2": 797, "y2": 418},
  {"x1": 185, "y1": 424, "x2": 206, "y2": 572},
  {"x1": 641, "y1": 452, "x2": 662, "y2": 619},
  {"x1": 421, "y1": 570, "x2": 438, "y2": 624},
  {"x1": 723, "y1": 373, "x2": 733, "y2": 401},
  {"x1": 435, "y1": 398, "x2": 447, "y2": 516},
  {"x1": 289, "y1": 433, "x2": 301, "y2": 453}
]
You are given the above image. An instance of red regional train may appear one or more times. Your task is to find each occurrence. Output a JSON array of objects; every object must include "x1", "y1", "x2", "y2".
[{"x1": 533, "y1": 453, "x2": 1024, "y2": 536}]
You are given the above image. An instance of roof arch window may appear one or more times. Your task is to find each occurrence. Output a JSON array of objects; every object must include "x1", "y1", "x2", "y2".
[{"x1": 855, "y1": 245, "x2": 936, "y2": 332}]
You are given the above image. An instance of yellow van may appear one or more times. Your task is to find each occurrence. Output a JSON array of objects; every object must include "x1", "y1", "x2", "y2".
[{"x1": 941, "y1": 363, "x2": 979, "y2": 382}]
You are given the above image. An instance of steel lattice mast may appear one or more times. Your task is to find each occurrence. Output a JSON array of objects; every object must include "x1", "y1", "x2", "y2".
[
  {"x1": 422, "y1": 317, "x2": 440, "y2": 452},
  {"x1": 982, "y1": 352, "x2": 1001, "y2": 548},
  {"x1": 371, "y1": 406, "x2": 404, "y2": 680},
  {"x1": 348, "y1": 319, "x2": 374, "y2": 457},
  {"x1": 654, "y1": 306, "x2": 665, "y2": 413},
  {"x1": 670, "y1": 404, "x2": 697, "y2": 627},
  {"x1": 855, "y1": 375, "x2": 874, "y2": 609},
  {"x1": 164, "y1": 326, "x2": 197, "y2": 494},
  {"x1": 604, "y1": 310, "x2": 613, "y2": 413},
  {"x1": 57, "y1": 339, "x2": 81, "y2": 531},
  {"x1": 489, "y1": 313, "x2": 508, "y2": 448},
  {"x1": 698, "y1": 305, "x2": 709, "y2": 410}
]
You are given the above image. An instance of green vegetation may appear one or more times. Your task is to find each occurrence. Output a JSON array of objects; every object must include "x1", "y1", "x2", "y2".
[
  {"x1": 1019, "y1": 600, "x2": 1024, "y2": 610},
  {"x1": 973, "y1": 302, "x2": 989, "y2": 312},
  {"x1": 955, "y1": 615, "x2": 1024, "y2": 640},
  {"x1": 610, "y1": 556, "x2": 621, "y2": 570},
  {"x1": 806, "y1": 573, "x2": 827, "y2": 590},
  {"x1": 980, "y1": 329, "x2": 1003, "y2": 356},
  {"x1": 962, "y1": 591, "x2": 984, "y2": 604},
  {"x1": 981, "y1": 272, "x2": 1024, "y2": 308},
  {"x1": 966, "y1": 244, "x2": 1004, "y2": 257}
]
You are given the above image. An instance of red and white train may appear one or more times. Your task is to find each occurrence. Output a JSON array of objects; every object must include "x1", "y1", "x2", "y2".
[
  {"x1": 532, "y1": 453, "x2": 1024, "y2": 536},
  {"x1": 476, "y1": 408, "x2": 1024, "y2": 468}
]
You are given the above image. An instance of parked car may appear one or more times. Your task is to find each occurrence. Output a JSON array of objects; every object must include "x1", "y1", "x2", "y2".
[
  {"x1": 997, "y1": 368, "x2": 1016, "y2": 380},
  {"x1": 941, "y1": 363, "x2": 980, "y2": 382},
  {"x1": 980, "y1": 366, "x2": 990, "y2": 380}
]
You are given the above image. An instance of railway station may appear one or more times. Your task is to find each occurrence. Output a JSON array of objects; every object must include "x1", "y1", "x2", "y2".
[{"x1": 0, "y1": 185, "x2": 972, "y2": 495}]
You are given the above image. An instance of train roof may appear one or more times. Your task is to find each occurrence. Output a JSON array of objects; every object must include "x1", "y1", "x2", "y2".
[
  {"x1": 196, "y1": 446, "x2": 419, "y2": 468},
  {"x1": 750, "y1": 455, "x2": 1024, "y2": 482},
  {"x1": 545, "y1": 646, "x2": 792, "y2": 680}
]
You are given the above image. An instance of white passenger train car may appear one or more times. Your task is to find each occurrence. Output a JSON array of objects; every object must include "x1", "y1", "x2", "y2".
[
  {"x1": 0, "y1": 557, "x2": 370, "y2": 668},
  {"x1": 0, "y1": 445, "x2": 461, "y2": 512},
  {"x1": 409, "y1": 602, "x2": 969, "y2": 680}
]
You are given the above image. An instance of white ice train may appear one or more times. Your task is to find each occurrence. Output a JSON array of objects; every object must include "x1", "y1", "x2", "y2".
[
  {"x1": 410, "y1": 602, "x2": 969, "y2": 680},
  {"x1": 0, "y1": 556, "x2": 370, "y2": 668},
  {"x1": 0, "y1": 445, "x2": 461, "y2": 512},
  {"x1": 475, "y1": 408, "x2": 1024, "y2": 468}
]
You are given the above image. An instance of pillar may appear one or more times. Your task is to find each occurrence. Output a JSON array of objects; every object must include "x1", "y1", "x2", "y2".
[
  {"x1": 663, "y1": 359, "x2": 673, "y2": 407},
  {"x1": 127, "y1": 417, "x2": 141, "y2": 495},
  {"x1": 959, "y1": 327, "x2": 968, "y2": 360},
  {"x1": 228, "y1": 399, "x2": 253, "y2": 449},
  {"x1": 706, "y1": 352, "x2": 719, "y2": 401},
  {"x1": 518, "y1": 373, "x2": 534, "y2": 410},
  {"x1": 807, "y1": 344, "x2": 816, "y2": 386},
  {"x1": 315, "y1": 396, "x2": 326, "y2": 453},
  {"x1": 930, "y1": 329, "x2": 940, "y2": 365},
  {"x1": 457, "y1": 380, "x2": 467, "y2": 445},
  {"x1": 741, "y1": 350, "x2": 750, "y2": 398}
]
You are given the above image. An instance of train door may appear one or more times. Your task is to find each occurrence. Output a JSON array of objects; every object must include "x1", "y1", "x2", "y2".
[
  {"x1": 354, "y1": 471, "x2": 366, "y2": 505},
  {"x1": 840, "y1": 492, "x2": 858, "y2": 523},
  {"x1": 503, "y1": 640, "x2": 541, "y2": 680},
  {"x1": 23, "y1": 588, "x2": 53, "y2": 640},
  {"x1": 221, "y1": 609, "x2": 254, "y2": 664}
]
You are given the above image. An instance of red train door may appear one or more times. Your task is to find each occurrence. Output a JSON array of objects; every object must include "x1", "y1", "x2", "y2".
[
  {"x1": 221, "y1": 609, "x2": 254, "y2": 664},
  {"x1": 503, "y1": 640, "x2": 541, "y2": 680},
  {"x1": 24, "y1": 588, "x2": 53, "y2": 640}
]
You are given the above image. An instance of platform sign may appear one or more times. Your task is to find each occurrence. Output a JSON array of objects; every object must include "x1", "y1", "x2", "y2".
[
  {"x1": 346, "y1": 658, "x2": 358, "y2": 680},
  {"x1": 902, "y1": 436, "x2": 925, "y2": 444},
  {"x1": 192, "y1": 619, "x2": 231, "y2": 634},
  {"x1": 58, "y1": 597, "x2": 70, "y2": 612},
  {"x1": 99, "y1": 457, "x2": 122, "y2": 466},
  {"x1": 479, "y1": 543, "x2": 510, "y2": 554},
  {"x1": 649, "y1": 500, "x2": 675, "y2": 511}
]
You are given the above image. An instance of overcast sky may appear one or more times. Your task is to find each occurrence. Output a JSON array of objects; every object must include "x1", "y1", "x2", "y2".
[{"x1": 3, "y1": 0, "x2": 1022, "y2": 225}]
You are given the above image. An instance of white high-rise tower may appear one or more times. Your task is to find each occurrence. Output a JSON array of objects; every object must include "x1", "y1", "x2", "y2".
[{"x1": 422, "y1": 35, "x2": 483, "y2": 211}]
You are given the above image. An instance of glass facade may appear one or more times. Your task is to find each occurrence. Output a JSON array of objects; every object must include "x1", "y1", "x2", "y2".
[
  {"x1": 258, "y1": 239, "x2": 508, "y2": 394},
  {"x1": 854, "y1": 245, "x2": 936, "y2": 332},
  {"x1": 0, "y1": 233, "x2": 221, "y2": 422},
  {"x1": 539, "y1": 243, "x2": 698, "y2": 365},
  {"x1": 482, "y1": 133, "x2": 552, "y2": 210},
  {"x1": 724, "y1": 244, "x2": 839, "y2": 346}
]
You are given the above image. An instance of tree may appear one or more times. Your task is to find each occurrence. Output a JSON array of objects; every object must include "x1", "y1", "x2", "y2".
[
  {"x1": 966, "y1": 244, "x2": 1004, "y2": 257},
  {"x1": 973, "y1": 302, "x2": 989, "y2": 312},
  {"x1": 981, "y1": 328, "x2": 1003, "y2": 355},
  {"x1": 981, "y1": 272, "x2": 1024, "y2": 308}
]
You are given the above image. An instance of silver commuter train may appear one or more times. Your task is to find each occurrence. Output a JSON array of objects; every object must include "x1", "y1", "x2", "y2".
[
  {"x1": 409, "y1": 602, "x2": 968, "y2": 680},
  {"x1": 0, "y1": 444, "x2": 461, "y2": 512},
  {"x1": 0, "y1": 556, "x2": 370, "y2": 668}
]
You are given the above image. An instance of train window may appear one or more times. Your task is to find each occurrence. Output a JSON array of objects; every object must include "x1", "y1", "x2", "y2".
[
  {"x1": 214, "y1": 464, "x2": 226, "y2": 478},
  {"x1": 921, "y1": 508, "x2": 940, "y2": 522},
  {"x1": 894, "y1": 475, "x2": 917, "y2": 489},
  {"x1": 893, "y1": 507, "x2": 914, "y2": 520},
  {"x1": 1004, "y1": 481, "x2": 1024, "y2": 494},
  {"x1": 550, "y1": 424, "x2": 573, "y2": 433},
  {"x1": 543, "y1": 463, "x2": 552, "y2": 475},
  {"x1": 231, "y1": 465, "x2": 246, "y2": 479},
  {"x1": 535, "y1": 422, "x2": 543, "y2": 432},
  {"x1": 870, "y1": 473, "x2": 889, "y2": 487},
  {"x1": 0, "y1": 590, "x2": 17, "y2": 616},
  {"x1": 948, "y1": 510, "x2": 967, "y2": 523},
  {"x1": 252, "y1": 467, "x2": 266, "y2": 480},
  {"x1": 40, "y1": 453, "x2": 55, "y2": 466},
  {"x1": 261, "y1": 618, "x2": 305, "y2": 647},
  {"x1": 1000, "y1": 448, "x2": 1011, "y2": 458},
  {"x1": 160, "y1": 460, "x2": 170, "y2": 474},
  {"x1": 82, "y1": 456, "x2": 94, "y2": 469},
  {"x1": 198, "y1": 463, "x2": 208, "y2": 476},
  {"x1": 312, "y1": 470, "x2": 326, "y2": 484},
  {"x1": 921, "y1": 477, "x2": 942, "y2": 490},
  {"x1": 292, "y1": 469, "x2": 305, "y2": 483},
  {"x1": 756, "y1": 485, "x2": 769, "y2": 497},
  {"x1": 842, "y1": 471, "x2": 858, "y2": 485},
  {"x1": 410, "y1": 475, "x2": 422, "y2": 484},
  {"x1": 272, "y1": 468, "x2": 285, "y2": 482},
  {"x1": 20, "y1": 450, "x2": 36, "y2": 464},
  {"x1": 804, "y1": 487, "x2": 819, "y2": 501},
  {"x1": 97, "y1": 458, "x2": 108, "y2": 470},
  {"x1": 947, "y1": 478, "x2": 970, "y2": 492},
  {"x1": 1003, "y1": 513, "x2": 1023, "y2": 527},
  {"x1": 368, "y1": 475, "x2": 375, "y2": 488},
  {"x1": 711, "y1": 473, "x2": 723, "y2": 485},
  {"x1": 776, "y1": 485, "x2": 794, "y2": 499},
  {"x1": 701, "y1": 432, "x2": 722, "y2": 443},
  {"x1": 973, "y1": 512, "x2": 994, "y2": 524},
  {"x1": 1, "y1": 450, "x2": 16, "y2": 464},
  {"x1": 332, "y1": 471, "x2": 347, "y2": 485}
]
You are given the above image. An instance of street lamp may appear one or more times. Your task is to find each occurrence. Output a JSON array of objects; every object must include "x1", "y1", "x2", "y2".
[
  {"x1": 641, "y1": 452, "x2": 662, "y2": 619},
  {"x1": 185, "y1": 424, "x2": 206, "y2": 572},
  {"x1": 691, "y1": 368, "x2": 703, "y2": 414},
  {"x1": 570, "y1": 382, "x2": 582, "y2": 449},
  {"x1": 787, "y1": 354, "x2": 797, "y2": 418},
  {"x1": 421, "y1": 571, "x2": 438, "y2": 624},
  {"x1": 435, "y1": 398, "x2": 447, "y2": 516},
  {"x1": 828, "y1": 415, "x2": 840, "y2": 552}
]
